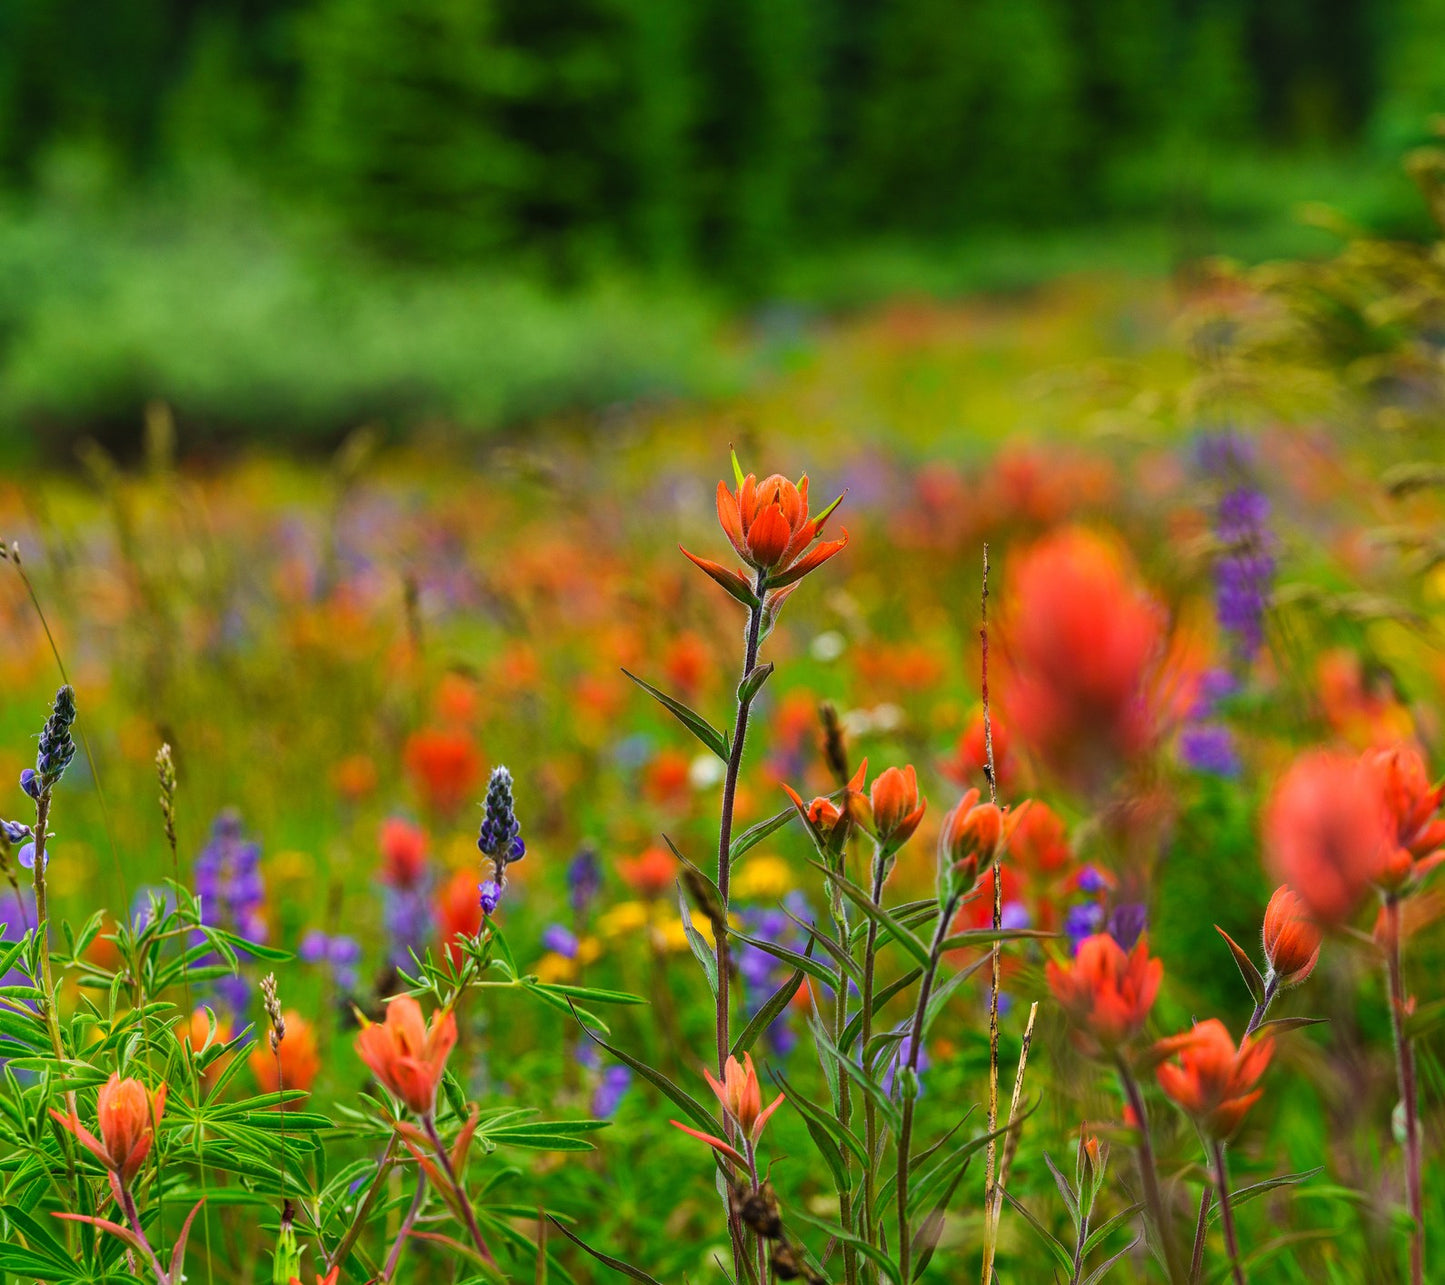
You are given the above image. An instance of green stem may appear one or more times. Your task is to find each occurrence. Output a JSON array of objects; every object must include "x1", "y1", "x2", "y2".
[
  {"x1": 1384, "y1": 896, "x2": 1424, "y2": 1285},
  {"x1": 858, "y1": 849, "x2": 887, "y2": 1249},
  {"x1": 326, "y1": 1136, "x2": 398, "y2": 1272},
  {"x1": 1115, "y1": 1057, "x2": 1186, "y2": 1284},
  {"x1": 896, "y1": 890, "x2": 961, "y2": 1285},
  {"x1": 1209, "y1": 1141, "x2": 1245, "y2": 1285},
  {"x1": 422, "y1": 1115, "x2": 495, "y2": 1268}
]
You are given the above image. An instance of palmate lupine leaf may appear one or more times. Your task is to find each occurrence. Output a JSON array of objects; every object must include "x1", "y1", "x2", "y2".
[{"x1": 620, "y1": 669, "x2": 731, "y2": 761}]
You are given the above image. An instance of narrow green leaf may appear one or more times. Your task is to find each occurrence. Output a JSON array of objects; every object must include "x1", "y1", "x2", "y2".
[
  {"x1": 1207, "y1": 1168, "x2": 1323, "y2": 1223},
  {"x1": 730, "y1": 805, "x2": 797, "y2": 862},
  {"x1": 1215, "y1": 926, "x2": 1266, "y2": 1007},
  {"x1": 621, "y1": 670, "x2": 730, "y2": 762},
  {"x1": 809, "y1": 861, "x2": 929, "y2": 967},
  {"x1": 1000, "y1": 1188, "x2": 1076, "y2": 1275},
  {"x1": 788, "y1": 1208, "x2": 901, "y2": 1283},
  {"x1": 737, "y1": 661, "x2": 774, "y2": 706},
  {"x1": 676, "y1": 884, "x2": 718, "y2": 998},
  {"x1": 569, "y1": 1005, "x2": 717, "y2": 1133},
  {"x1": 546, "y1": 1216, "x2": 664, "y2": 1283}
]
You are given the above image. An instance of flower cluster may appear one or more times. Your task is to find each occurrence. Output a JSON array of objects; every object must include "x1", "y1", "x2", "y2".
[
  {"x1": 193, "y1": 810, "x2": 268, "y2": 1013},
  {"x1": 477, "y1": 766, "x2": 525, "y2": 917},
  {"x1": 20, "y1": 684, "x2": 77, "y2": 801}
]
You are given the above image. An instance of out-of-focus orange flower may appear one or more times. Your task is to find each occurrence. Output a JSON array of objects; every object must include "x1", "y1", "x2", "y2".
[
  {"x1": 1047, "y1": 932, "x2": 1162, "y2": 1052},
  {"x1": 938, "y1": 789, "x2": 1003, "y2": 885},
  {"x1": 176, "y1": 1008, "x2": 234, "y2": 1089},
  {"x1": 619, "y1": 845, "x2": 679, "y2": 898},
  {"x1": 1261, "y1": 885, "x2": 1321, "y2": 987},
  {"x1": 1317, "y1": 650, "x2": 1414, "y2": 749},
  {"x1": 290, "y1": 1270, "x2": 340, "y2": 1285},
  {"x1": 852, "y1": 764, "x2": 925, "y2": 852},
  {"x1": 82, "y1": 917, "x2": 124, "y2": 972},
  {"x1": 664, "y1": 632, "x2": 711, "y2": 697},
  {"x1": 435, "y1": 672, "x2": 480, "y2": 725},
  {"x1": 670, "y1": 1052, "x2": 785, "y2": 1169},
  {"x1": 355, "y1": 994, "x2": 457, "y2": 1118},
  {"x1": 1264, "y1": 749, "x2": 1390, "y2": 925},
  {"x1": 1003, "y1": 528, "x2": 1166, "y2": 785},
  {"x1": 1155, "y1": 1019, "x2": 1272, "y2": 1139},
  {"x1": 250, "y1": 1011, "x2": 321, "y2": 1096},
  {"x1": 946, "y1": 710, "x2": 1013, "y2": 791},
  {"x1": 437, "y1": 868, "x2": 484, "y2": 966},
  {"x1": 331, "y1": 754, "x2": 378, "y2": 803},
  {"x1": 403, "y1": 727, "x2": 482, "y2": 816},
  {"x1": 644, "y1": 749, "x2": 692, "y2": 809},
  {"x1": 51, "y1": 1074, "x2": 166, "y2": 1183},
  {"x1": 1363, "y1": 744, "x2": 1445, "y2": 890},
  {"x1": 1008, "y1": 800, "x2": 1071, "y2": 876},
  {"x1": 380, "y1": 817, "x2": 429, "y2": 887},
  {"x1": 681, "y1": 460, "x2": 847, "y2": 602}
]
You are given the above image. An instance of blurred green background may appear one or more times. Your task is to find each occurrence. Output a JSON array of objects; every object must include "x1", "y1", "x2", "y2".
[{"x1": 3, "y1": 0, "x2": 1444, "y2": 451}]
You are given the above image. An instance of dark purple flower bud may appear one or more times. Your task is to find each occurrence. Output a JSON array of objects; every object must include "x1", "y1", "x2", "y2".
[
  {"x1": 477, "y1": 767, "x2": 523, "y2": 870},
  {"x1": 567, "y1": 846, "x2": 601, "y2": 915},
  {"x1": 1107, "y1": 903, "x2": 1148, "y2": 952},
  {"x1": 0, "y1": 819, "x2": 32, "y2": 845},
  {"x1": 19, "y1": 769, "x2": 40, "y2": 801},
  {"x1": 479, "y1": 879, "x2": 503, "y2": 916}
]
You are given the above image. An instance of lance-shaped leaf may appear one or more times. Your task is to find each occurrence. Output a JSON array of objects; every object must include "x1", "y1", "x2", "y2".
[
  {"x1": 676, "y1": 884, "x2": 718, "y2": 998},
  {"x1": 729, "y1": 925, "x2": 855, "y2": 990},
  {"x1": 621, "y1": 669, "x2": 730, "y2": 762},
  {"x1": 547, "y1": 1215, "x2": 664, "y2": 1283},
  {"x1": 568, "y1": 1002, "x2": 716, "y2": 1133},
  {"x1": 1251, "y1": 1015, "x2": 1327, "y2": 1036},
  {"x1": 1215, "y1": 925, "x2": 1265, "y2": 1006},
  {"x1": 1000, "y1": 1189, "x2": 1076, "y2": 1275},
  {"x1": 732, "y1": 955, "x2": 810, "y2": 1058},
  {"x1": 1079, "y1": 1201, "x2": 1144, "y2": 1257},
  {"x1": 169, "y1": 1198, "x2": 206, "y2": 1283},
  {"x1": 730, "y1": 803, "x2": 798, "y2": 862},
  {"x1": 737, "y1": 661, "x2": 774, "y2": 706},
  {"x1": 809, "y1": 860, "x2": 930, "y2": 967},
  {"x1": 1207, "y1": 1167, "x2": 1324, "y2": 1222},
  {"x1": 1082, "y1": 1236, "x2": 1142, "y2": 1284},
  {"x1": 787, "y1": 1207, "x2": 900, "y2": 1284}
]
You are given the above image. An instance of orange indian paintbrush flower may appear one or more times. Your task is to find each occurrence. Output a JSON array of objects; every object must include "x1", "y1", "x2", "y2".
[
  {"x1": 1155, "y1": 1019, "x2": 1273, "y2": 1140},
  {"x1": 1363, "y1": 743, "x2": 1445, "y2": 890},
  {"x1": 354, "y1": 994, "x2": 457, "y2": 1117},
  {"x1": 1046, "y1": 932, "x2": 1162, "y2": 1052},
  {"x1": 938, "y1": 788, "x2": 1004, "y2": 885},
  {"x1": 1261, "y1": 885, "x2": 1322, "y2": 988},
  {"x1": 51, "y1": 1073, "x2": 166, "y2": 1183},
  {"x1": 681, "y1": 458, "x2": 847, "y2": 603},
  {"x1": 290, "y1": 1271, "x2": 340, "y2": 1285},
  {"x1": 851, "y1": 763, "x2": 926, "y2": 853},
  {"x1": 670, "y1": 1052, "x2": 785, "y2": 1169}
]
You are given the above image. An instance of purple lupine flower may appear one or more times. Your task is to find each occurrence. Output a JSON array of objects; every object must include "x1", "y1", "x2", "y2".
[
  {"x1": 567, "y1": 846, "x2": 601, "y2": 916},
  {"x1": 1107, "y1": 903, "x2": 1148, "y2": 952},
  {"x1": 477, "y1": 767, "x2": 525, "y2": 867},
  {"x1": 17, "y1": 842, "x2": 41, "y2": 870},
  {"x1": 592, "y1": 1064, "x2": 632, "y2": 1117},
  {"x1": 193, "y1": 810, "x2": 268, "y2": 1014},
  {"x1": 300, "y1": 931, "x2": 362, "y2": 991},
  {"x1": 383, "y1": 883, "x2": 432, "y2": 967},
  {"x1": 21, "y1": 686, "x2": 77, "y2": 802},
  {"x1": 0, "y1": 820, "x2": 31, "y2": 846},
  {"x1": 1064, "y1": 902, "x2": 1105, "y2": 950},
  {"x1": 541, "y1": 924, "x2": 579, "y2": 958},
  {"x1": 1198, "y1": 432, "x2": 1274, "y2": 662},
  {"x1": 1076, "y1": 866, "x2": 1108, "y2": 895},
  {"x1": 1180, "y1": 724, "x2": 1241, "y2": 777},
  {"x1": 736, "y1": 892, "x2": 810, "y2": 1056}
]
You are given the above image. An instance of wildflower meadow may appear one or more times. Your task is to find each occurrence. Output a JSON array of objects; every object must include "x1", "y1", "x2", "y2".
[{"x1": 4, "y1": 143, "x2": 1445, "y2": 1285}]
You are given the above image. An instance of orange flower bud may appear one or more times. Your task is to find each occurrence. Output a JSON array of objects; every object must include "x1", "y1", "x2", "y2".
[
  {"x1": 938, "y1": 788, "x2": 1003, "y2": 884},
  {"x1": 354, "y1": 994, "x2": 457, "y2": 1118},
  {"x1": 1261, "y1": 885, "x2": 1321, "y2": 987},
  {"x1": 1155, "y1": 1019, "x2": 1272, "y2": 1140},
  {"x1": 857, "y1": 764, "x2": 926, "y2": 851},
  {"x1": 1046, "y1": 932, "x2": 1162, "y2": 1052},
  {"x1": 51, "y1": 1073, "x2": 166, "y2": 1184}
]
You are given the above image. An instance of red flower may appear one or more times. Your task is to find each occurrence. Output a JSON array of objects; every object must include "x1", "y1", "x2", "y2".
[
  {"x1": 50, "y1": 1074, "x2": 166, "y2": 1183},
  {"x1": 681, "y1": 457, "x2": 847, "y2": 603},
  {"x1": 1046, "y1": 932, "x2": 1162, "y2": 1052},
  {"x1": 290, "y1": 1271, "x2": 340, "y2": 1285},
  {"x1": 354, "y1": 994, "x2": 457, "y2": 1118},
  {"x1": 380, "y1": 817, "x2": 429, "y2": 888},
  {"x1": 619, "y1": 845, "x2": 679, "y2": 898},
  {"x1": 938, "y1": 788, "x2": 1004, "y2": 885},
  {"x1": 437, "y1": 868, "x2": 484, "y2": 966},
  {"x1": 947, "y1": 711, "x2": 1013, "y2": 790},
  {"x1": 1155, "y1": 1019, "x2": 1272, "y2": 1139},
  {"x1": 1264, "y1": 749, "x2": 1390, "y2": 925},
  {"x1": 1008, "y1": 800, "x2": 1071, "y2": 876},
  {"x1": 644, "y1": 749, "x2": 693, "y2": 809},
  {"x1": 782, "y1": 761, "x2": 866, "y2": 851},
  {"x1": 1003, "y1": 528, "x2": 1167, "y2": 783},
  {"x1": 249, "y1": 1011, "x2": 321, "y2": 1097},
  {"x1": 1363, "y1": 744, "x2": 1445, "y2": 890},
  {"x1": 1261, "y1": 885, "x2": 1321, "y2": 988},
  {"x1": 403, "y1": 728, "x2": 482, "y2": 816}
]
